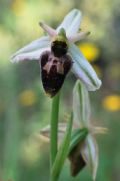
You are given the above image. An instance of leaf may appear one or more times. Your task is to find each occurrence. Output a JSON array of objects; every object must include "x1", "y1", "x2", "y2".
[
  {"x1": 51, "y1": 113, "x2": 73, "y2": 181},
  {"x1": 69, "y1": 44, "x2": 102, "y2": 91},
  {"x1": 73, "y1": 80, "x2": 91, "y2": 128}
]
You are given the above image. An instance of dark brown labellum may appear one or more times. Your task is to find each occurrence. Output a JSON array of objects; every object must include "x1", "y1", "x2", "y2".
[
  {"x1": 68, "y1": 144, "x2": 86, "y2": 177},
  {"x1": 40, "y1": 51, "x2": 72, "y2": 97}
]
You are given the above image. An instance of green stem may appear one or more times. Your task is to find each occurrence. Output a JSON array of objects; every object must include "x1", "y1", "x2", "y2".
[{"x1": 50, "y1": 92, "x2": 60, "y2": 169}]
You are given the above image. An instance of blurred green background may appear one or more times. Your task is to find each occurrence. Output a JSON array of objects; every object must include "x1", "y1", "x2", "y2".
[{"x1": 0, "y1": 0, "x2": 120, "y2": 181}]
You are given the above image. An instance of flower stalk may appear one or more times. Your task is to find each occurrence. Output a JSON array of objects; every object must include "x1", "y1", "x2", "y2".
[
  {"x1": 50, "y1": 92, "x2": 60, "y2": 167},
  {"x1": 51, "y1": 112, "x2": 73, "y2": 181}
]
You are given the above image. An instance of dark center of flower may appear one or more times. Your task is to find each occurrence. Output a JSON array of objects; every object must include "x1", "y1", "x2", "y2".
[{"x1": 51, "y1": 40, "x2": 68, "y2": 57}]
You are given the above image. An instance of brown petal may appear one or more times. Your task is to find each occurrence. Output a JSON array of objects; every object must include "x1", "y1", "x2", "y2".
[{"x1": 68, "y1": 143, "x2": 86, "y2": 177}]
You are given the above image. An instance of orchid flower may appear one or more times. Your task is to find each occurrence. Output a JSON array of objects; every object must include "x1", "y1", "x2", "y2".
[{"x1": 11, "y1": 9, "x2": 102, "y2": 94}]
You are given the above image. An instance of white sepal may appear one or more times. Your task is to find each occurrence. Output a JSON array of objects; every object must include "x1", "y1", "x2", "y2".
[
  {"x1": 11, "y1": 36, "x2": 50, "y2": 62},
  {"x1": 11, "y1": 48, "x2": 50, "y2": 63},
  {"x1": 81, "y1": 135, "x2": 98, "y2": 181},
  {"x1": 57, "y1": 9, "x2": 82, "y2": 37},
  {"x1": 69, "y1": 44, "x2": 102, "y2": 91},
  {"x1": 73, "y1": 80, "x2": 91, "y2": 128}
]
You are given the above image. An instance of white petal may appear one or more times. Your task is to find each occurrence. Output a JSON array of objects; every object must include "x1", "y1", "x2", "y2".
[
  {"x1": 73, "y1": 80, "x2": 91, "y2": 128},
  {"x1": 68, "y1": 31, "x2": 90, "y2": 43},
  {"x1": 81, "y1": 135, "x2": 99, "y2": 181},
  {"x1": 57, "y1": 9, "x2": 82, "y2": 37},
  {"x1": 11, "y1": 47, "x2": 50, "y2": 63},
  {"x1": 11, "y1": 36, "x2": 50, "y2": 59},
  {"x1": 39, "y1": 22, "x2": 57, "y2": 37},
  {"x1": 69, "y1": 44, "x2": 102, "y2": 91}
]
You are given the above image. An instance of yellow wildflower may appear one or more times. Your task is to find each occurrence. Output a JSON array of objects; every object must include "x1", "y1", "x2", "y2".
[
  {"x1": 102, "y1": 95, "x2": 120, "y2": 111},
  {"x1": 79, "y1": 43, "x2": 100, "y2": 62},
  {"x1": 19, "y1": 90, "x2": 37, "y2": 107}
]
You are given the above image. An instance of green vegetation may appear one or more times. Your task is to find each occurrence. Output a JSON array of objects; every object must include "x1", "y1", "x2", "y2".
[{"x1": 0, "y1": 0, "x2": 120, "y2": 181}]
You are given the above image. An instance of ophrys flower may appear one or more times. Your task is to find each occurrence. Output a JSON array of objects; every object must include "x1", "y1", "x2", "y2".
[{"x1": 11, "y1": 9, "x2": 102, "y2": 97}]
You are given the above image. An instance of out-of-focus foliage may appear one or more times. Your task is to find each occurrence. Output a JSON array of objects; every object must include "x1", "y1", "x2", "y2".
[{"x1": 0, "y1": 0, "x2": 120, "y2": 181}]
